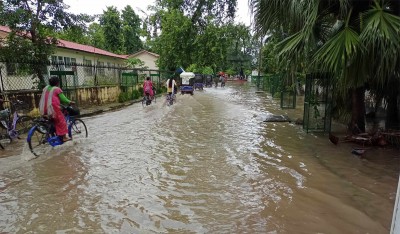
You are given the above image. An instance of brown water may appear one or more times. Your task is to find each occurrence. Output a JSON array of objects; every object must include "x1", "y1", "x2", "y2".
[{"x1": 0, "y1": 83, "x2": 399, "y2": 233}]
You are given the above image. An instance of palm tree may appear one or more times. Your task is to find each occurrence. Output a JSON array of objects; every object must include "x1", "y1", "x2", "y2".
[{"x1": 250, "y1": 0, "x2": 400, "y2": 132}]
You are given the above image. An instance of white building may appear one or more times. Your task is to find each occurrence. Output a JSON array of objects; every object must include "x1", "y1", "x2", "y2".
[
  {"x1": 127, "y1": 50, "x2": 160, "y2": 71},
  {"x1": 0, "y1": 26, "x2": 128, "y2": 90}
]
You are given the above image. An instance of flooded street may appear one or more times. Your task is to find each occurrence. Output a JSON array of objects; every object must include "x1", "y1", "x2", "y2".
[{"x1": 0, "y1": 83, "x2": 399, "y2": 233}]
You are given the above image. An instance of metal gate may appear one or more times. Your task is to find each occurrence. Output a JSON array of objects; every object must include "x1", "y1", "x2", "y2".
[{"x1": 303, "y1": 73, "x2": 333, "y2": 133}]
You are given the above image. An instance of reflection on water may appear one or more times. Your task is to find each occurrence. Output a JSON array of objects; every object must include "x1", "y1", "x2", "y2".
[{"x1": 0, "y1": 83, "x2": 399, "y2": 233}]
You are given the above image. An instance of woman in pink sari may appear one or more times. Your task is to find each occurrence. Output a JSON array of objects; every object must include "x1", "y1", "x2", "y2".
[
  {"x1": 39, "y1": 76, "x2": 75, "y2": 142},
  {"x1": 143, "y1": 77, "x2": 154, "y2": 97}
]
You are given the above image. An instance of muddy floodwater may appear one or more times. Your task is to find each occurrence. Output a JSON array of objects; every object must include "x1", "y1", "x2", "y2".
[{"x1": 0, "y1": 83, "x2": 399, "y2": 233}]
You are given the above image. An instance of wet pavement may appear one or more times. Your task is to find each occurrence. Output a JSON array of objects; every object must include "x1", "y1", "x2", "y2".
[{"x1": 0, "y1": 82, "x2": 399, "y2": 233}]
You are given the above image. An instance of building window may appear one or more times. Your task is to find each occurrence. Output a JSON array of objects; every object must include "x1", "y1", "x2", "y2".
[
  {"x1": 51, "y1": 56, "x2": 57, "y2": 63},
  {"x1": 64, "y1": 57, "x2": 71, "y2": 68},
  {"x1": 107, "y1": 62, "x2": 111, "y2": 70},
  {"x1": 71, "y1": 58, "x2": 76, "y2": 65},
  {"x1": 97, "y1": 61, "x2": 105, "y2": 75},
  {"x1": 83, "y1": 59, "x2": 92, "y2": 76}
]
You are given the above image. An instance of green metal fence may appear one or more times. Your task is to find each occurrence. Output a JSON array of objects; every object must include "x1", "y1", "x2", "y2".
[
  {"x1": 0, "y1": 61, "x2": 174, "y2": 92},
  {"x1": 303, "y1": 73, "x2": 333, "y2": 133}
]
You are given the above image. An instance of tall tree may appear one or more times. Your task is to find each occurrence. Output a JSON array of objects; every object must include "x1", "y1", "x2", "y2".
[
  {"x1": 100, "y1": 6, "x2": 123, "y2": 54},
  {"x1": 87, "y1": 23, "x2": 106, "y2": 50},
  {"x1": 121, "y1": 5, "x2": 143, "y2": 54},
  {"x1": 0, "y1": 0, "x2": 87, "y2": 85},
  {"x1": 57, "y1": 25, "x2": 91, "y2": 45},
  {"x1": 153, "y1": 9, "x2": 193, "y2": 70},
  {"x1": 154, "y1": 0, "x2": 237, "y2": 25}
]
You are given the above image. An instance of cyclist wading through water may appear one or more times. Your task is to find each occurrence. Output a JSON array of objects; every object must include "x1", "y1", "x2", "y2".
[
  {"x1": 143, "y1": 76, "x2": 155, "y2": 105},
  {"x1": 166, "y1": 77, "x2": 177, "y2": 95},
  {"x1": 39, "y1": 76, "x2": 75, "y2": 142}
]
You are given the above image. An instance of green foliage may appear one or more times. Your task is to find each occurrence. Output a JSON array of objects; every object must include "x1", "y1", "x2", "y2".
[
  {"x1": 0, "y1": 0, "x2": 86, "y2": 83},
  {"x1": 138, "y1": 87, "x2": 144, "y2": 94},
  {"x1": 157, "y1": 86, "x2": 166, "y2": 95},
  {"x1": 186, "y1": 64, "x2": 201, "y2": 73},
  {"x1": 131, "y1": 90, "x2": 140, "y2": 99},
  {"x1": 153, "y1": 0, "x2": 236, "y2": 26},
  {"x1": 57, "y1": 25, "x2": 91, "y2": 45},
  {"x1": 225, "y1": 68, "x2": 235, "y2": 76},
  {"x1": 100, "y1": 6, "x2": 123, "y2": 54},
  {"x1": 87, "y1": 23, "x2": 106, "y2": 50},
  {"x1": 118, "y1": 92, "x2": 130, "y2": 103},
  {"x1": 125, "y1": 58, "x2": 148, "y2": 69},
  {"x1": 122, "y1": 5, "x2": 143, "y2": 54},
  {"x1": 118, "y1": 89, "x2": 141, "y2": 102},
  {"x1": 153, "y1": 9, "x2": 194, "y2": 70},
  {"x1": 202, "y1": 66, "x2": 214, "y2": 75},
  {"x1": 251, "y1": 0, "x2": 400, "y2": 130}
]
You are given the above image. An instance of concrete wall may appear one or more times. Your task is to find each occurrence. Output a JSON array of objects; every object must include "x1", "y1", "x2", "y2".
[
  {"x1": 75, "y1": 86, "x2": 120, "y2": 106},
  {"x1": 2, "y1": 85, "x2": 121, "y2": 115}
]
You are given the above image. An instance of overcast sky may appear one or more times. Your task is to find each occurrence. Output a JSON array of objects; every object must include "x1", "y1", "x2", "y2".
[{"x1": 63, "y1": 0, "x2": 252, "y2": 26}]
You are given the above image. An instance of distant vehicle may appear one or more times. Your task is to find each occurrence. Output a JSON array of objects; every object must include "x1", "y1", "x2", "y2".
[
  {"x1": 194, "y1": 74, "x2": 205, "y2": 90},
  {"x1": 180, "y1": 72, "x2": 195, "y2": 95}
]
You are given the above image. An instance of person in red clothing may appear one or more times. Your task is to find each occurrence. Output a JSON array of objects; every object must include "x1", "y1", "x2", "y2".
[
  {"x1": 39, "y1": 76, "x2": 75, "y2": 142},
  {"x1": 143, "y1": 77, "x2": 154, "y2": 98}
]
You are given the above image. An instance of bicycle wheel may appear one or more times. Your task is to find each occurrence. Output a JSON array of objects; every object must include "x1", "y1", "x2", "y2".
[
  {"x1": 142, "y1": 97, "x2": 146, "y2": 107},
  {"x1": 15, "y1": 115, "x2": 33, "y2": 135},
  {"x1": 0, "y1": 131, "x2": 11, "y2": 148},
  {"x1": 69, "y1": 118, "x2": 88, "y2": 141},
  {"x1": 152, "y1": 95, "x2": 156, "y2": 103},
  {"x1": 27, "y1": 124, "x2": 49, "y2": 157}
]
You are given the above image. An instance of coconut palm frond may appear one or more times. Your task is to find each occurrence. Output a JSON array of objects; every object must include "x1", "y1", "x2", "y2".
[
  {"x1": 360, "y1": 0, "x2": 400, "y2": 84},
  {"x1": 250, "y1": 0, "x2": 291, "y2": 34},
  {"x1": 312, "y1": 26, "x2": 361, "y2": 76},
  {"x1": 277, "y1": 31, "x2": 307, "y2": 59}
]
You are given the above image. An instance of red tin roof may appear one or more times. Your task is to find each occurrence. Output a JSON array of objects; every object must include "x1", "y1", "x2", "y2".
[{"x1": 0, "y1": 26, "x2": 127, "y2": 60}]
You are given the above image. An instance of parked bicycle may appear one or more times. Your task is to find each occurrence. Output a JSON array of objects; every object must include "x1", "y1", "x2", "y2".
[
  {"x1": 0, "y1": 99, "x2": 33, "y2": 149},
  {"x1": 166, "y1": 93, "x2": 176, "y2": 106},
  {"x1": 27, "y1": 105, "x2": 88, "y2": 157}
]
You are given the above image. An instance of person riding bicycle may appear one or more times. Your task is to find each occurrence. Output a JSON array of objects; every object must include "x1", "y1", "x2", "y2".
[
  {"x1": 39, "y1": 76, "x2": 75, "y2": 142},
  {"x1": 143, "y1": 77, "x2": 154, "y2": 99},
  {"x1": 213, "y1": 75, "x2": 219, "y2": 87},
  {"x1": 220, "y1": 75, "x2": 226, "y2": 87},
  {"x1": 166, "y1": 77, "x2": 177, "y2": 96}
]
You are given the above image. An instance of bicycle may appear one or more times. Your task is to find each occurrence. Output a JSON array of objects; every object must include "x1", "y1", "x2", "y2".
[
  {"x1": 166, "y1": 93, "x2": 176, "y2": 106},
  {"x1": 27, "y1": 105, "x2": 88, "y2": 157},
  {"x1": 142, "y1": 90, "x2": 156, "y2": 107},
  {"x1": 0, "y1": 99, "x2": 34, "y2": 149}
]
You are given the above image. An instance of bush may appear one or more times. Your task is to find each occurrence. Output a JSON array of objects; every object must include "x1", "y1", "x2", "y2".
[
  {"x1": 118, "y1": 92, "x2": 130, "y2": 103},
  {"x1": 132, "y1": 90, "x2": 141, "y2": 100},
  {"x1": 138, "y1": 87, "x2": 144, "y2": 94},
  {"x1": 158, "y1": 86, "x2": 167, "y2": 94}
]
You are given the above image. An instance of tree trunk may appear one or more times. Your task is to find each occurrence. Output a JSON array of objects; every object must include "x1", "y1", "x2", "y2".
[{"x1": 349, "y1": 86, "x2": 366, "y2": 134}]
